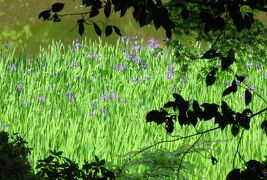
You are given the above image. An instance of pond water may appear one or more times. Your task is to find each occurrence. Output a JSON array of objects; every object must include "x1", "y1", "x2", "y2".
[
  {"x1": 0, "y1": 0, "x2": 174, "y2": 60},
  {"x1": 0, "y1": 0, "x2": 266, "y2": 60}
]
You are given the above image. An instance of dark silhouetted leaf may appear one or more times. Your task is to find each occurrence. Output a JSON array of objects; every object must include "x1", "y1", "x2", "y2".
[
  {"x1": 163, "y1": 101, "x2": 176, "y2": 109},
  {"x1": 221, "y1": 49, "x2": 235, "y2": 70},
  {"x1": 113, "y1": 25, "x2": 121, "y2": 36},
  {"x1": 187, "y1": 110, "x2": 198, "y2": 127},
  {"x1": 120, "y1": 7, "x2": 127, "y2": 17},
  {"x1": 146, "y1": 110, "x2": 166, "y2": 125},
  {"x1": 152, "y1": 6, "x2": 162, "y2": 29},
  {"x1": 205, "y1": 71, "x2": 216, "y2": 86},
  {"x1": 93, "y1": 23, "x2": 102, "y2": 36},
  {"x1": 261, "y1": 120, "x2": 267, "y2": 135},
  {"x1": 226, "y1": 169, "x2": 241, "y2": 180},
  {"x1": 193, "y1": 100, "x2": 203, "y2": 119},
  {"x1": 235, "y1": 74, "x2": 245, "y2": 82},
  {"x1": 90, "y1": 10, "x2": 99, "y2": 18},
  {"x1": 111, "y1": 0, "x2": 119, "y2": 6},
  {"x1": 165, "y1": 119, "x2": 174, "y2": 133},
  {"x1": 201, "y1": 103, "x2": 219, "y2": 120},
  {"x1": 231, "y1": 124, "x2": 239, "y2": 136},
  {"x1": 38, "y1": 10, "x2": 51, "y2": 21},
  {"x1": 105, "y1": 25, "x2": 113, "y2": 37},
  {"x1": 78, "y1": 24, "x2": 84, "y2": 36},
  {"x1": 91, "y1": 0, "x2": 102, "y2": 10},
  {"x1": 172, "y1": 93, "x2": 185, "y2": 103},
  {"x1": 242, "y1": 109, "x2": 252, "y2": 116},
  {"x1": 231, "y1": 80, "x2": 238, "y2": 93},
  {"x1": 202, "y1": 49, "x2": 220, "y2": 59},
  {"x1": 178, "y1": 112, "x2": 188, "y2": 126},
  {"x1": 236, "y1": 112, "x2": 250, "y2": 130},
  {"x1": 245, "y1": 89, "x2": 252, "y2": 105},
  {"x1": 82, "y1": 0, "x2": 94, "y2": 7},
  {"x1": 245, "y1": 160, "x2": 262, "y2": 171},
  {"x1": 51, "y1": 3, "x2": 64, "y2": 12},
  {"x1": 52, "y1": 13, "x2": 61, "y2": 22},
  {"x1": 222, "y1": 86, "x2": 233, "y2": 97},
  {"x1": 104, "y1": 0, "x2": 111, "y2": 18},
  {"x1": 211, "y1": 156, "x2": 218, "y2": 165}
]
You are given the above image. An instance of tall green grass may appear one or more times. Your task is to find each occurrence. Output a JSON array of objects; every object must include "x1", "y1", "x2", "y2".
[{"x1": 0, "y1": 36, "x2": 266, "y2": 179}]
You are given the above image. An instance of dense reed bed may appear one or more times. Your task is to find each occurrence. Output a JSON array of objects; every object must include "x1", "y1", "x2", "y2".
[{"x1": 0, "y1": 36, "x2": 266, "y2": 179}]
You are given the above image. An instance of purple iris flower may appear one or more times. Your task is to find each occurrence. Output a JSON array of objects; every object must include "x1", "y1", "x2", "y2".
[
  {"x1": 246, "y1": 86, "x2": 256, "y2": 91},
  {"x1": 10, "y1": 63, "x2": 16, "y2": 71},
  {"x1": 101, "y1": 107, "x2": 107, "y2": 113},
  {"x1": 0, "y1": 123, "x2": 8, "y2": 128},
  {"x1": 16, "y1": 83, "x2": 22, "y2": 92},
  {"x1": 182, "y1": 76, "x2": 188, "y2": 83},
  {"x1": 246, "y1": 62, "x2": 253, "y2": 69},
  {"x1": 38, "y1": 96, "x2": 46, "y2": 102},
  {"x1": 259, "y1": 72, "x2": 267, "y2": 77},
  {"x1": 71, "y1": 62, "x2": 79, "y2": 67},
  {"x1": 133, "y1": 36, "x2": 138, "y2": 41},
  {"x1": 134, "y1": 45, "x2": 141, "y2": 51},
  {"x1": 92, "y1": 103, "x2": 97, "y2": 109},
  {"x1": 87, "y1": 53, "x2": 99, "y2": 59},
  {"x1": 67, "y1": 92, "x2": 76, "y2": 102},
  {"x1": 224, "y1": 81, "x2": 231, "y2": 86},
  {"x1": 110, "y1": 93, "x2": 118, "y2": 99},
  {"x1": 143, "y1": 64, "x2": 148, "y2": 69},
  {"x1": 4, "y1": 43, "x2": 10, "y2": 49},
  {"x1": 173, "y1": 85, "x2": 180, "y2": 91},
  {"x1": 74, "y1": 38, "x2": 82, "y2": 49},
  {"x1": 102, "y1": 94, "x2": 109, "y2": 101},
  {"x1": 20, "y1": 100, "x2": 28, "y2": 105},
  {"x1": 165, "y1": 68, "x2": 175, "y2": 80}
]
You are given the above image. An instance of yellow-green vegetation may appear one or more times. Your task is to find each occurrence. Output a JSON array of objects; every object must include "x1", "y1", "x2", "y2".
[{"x1": 0, "y1": 36, "x2": 266, "y2": 179}]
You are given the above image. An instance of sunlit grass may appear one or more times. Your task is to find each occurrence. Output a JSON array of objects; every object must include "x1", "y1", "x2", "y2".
[{"x1": 0, "y1": 36, "x2": 266, "y2": 179}]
